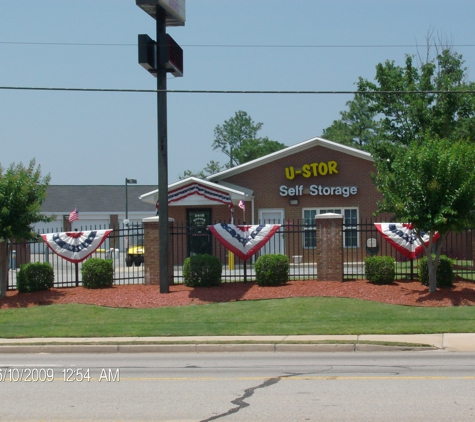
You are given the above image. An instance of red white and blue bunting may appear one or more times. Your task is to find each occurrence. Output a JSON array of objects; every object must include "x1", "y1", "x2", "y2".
[
  {"x1": 41, "y1": 230, "x2": 113, "y2": 264},
  {"x1": 208, "y1": 223, "x2": 281, "y2": 261},
  {"x1": 159, "y1": 183, "x2": 235, "y2": 221},
  {"x1": 374, "y1": 223, "x2": 440, "y2": 259}
]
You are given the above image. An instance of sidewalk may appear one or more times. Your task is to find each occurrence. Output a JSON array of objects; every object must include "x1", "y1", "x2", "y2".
[{"x1": 0, "y1": 334, "x2": 474, "y2": 353}]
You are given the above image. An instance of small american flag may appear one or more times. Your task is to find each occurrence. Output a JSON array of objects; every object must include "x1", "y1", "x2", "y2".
[
  {"x1": 69, "y1": 208, "x2": 79, "y2": 222},
  {"x1": 238, "y1": 200, "x2": 245, "y2": 211}
]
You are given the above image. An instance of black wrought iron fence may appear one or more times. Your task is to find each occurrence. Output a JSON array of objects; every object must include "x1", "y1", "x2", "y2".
[
  {"x1": 171, "y1": 220, "x2": 318, "y2": 283},
  {"x1": 8, "y1": 223, "x2": 145, "y2": 290},
  {"x1": 344, "y1": 219, "x2": 475, "y2": 281},
  {"x1": 8, "y1": 219, "x2": 473, "y2": 290}
]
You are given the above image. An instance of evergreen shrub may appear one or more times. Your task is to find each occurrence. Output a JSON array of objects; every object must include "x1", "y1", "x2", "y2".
[
  {"x1": 254, "y1": 254, "x2": 289, "y2": 286},
  {"x1": 183, "y1": 254, "x2": 222, "y2": 287},
  {"x1": 365, "y1": 256, "x2": 395, "y2": 285},
  {"x1": 418, "y1": 254, "x2": 454, "y2": 288},
  {"x1": 17, "y1": 262, "x2": 54, "y2": 293},
  {"x1": 81, "y1": 258, "x2": 114, "y2": 289}
]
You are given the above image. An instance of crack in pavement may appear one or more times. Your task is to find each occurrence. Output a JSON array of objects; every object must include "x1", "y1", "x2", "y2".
[
  {"x1": 200, "y1": 373, "x2": 301, "y2": 422},
  {"x1": 199, "y1": 364, "x2": 413, "y2": 421}
]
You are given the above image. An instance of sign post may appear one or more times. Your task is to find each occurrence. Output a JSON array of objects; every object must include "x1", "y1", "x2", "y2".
[{"x1": 136, "y1": 0, "x2": 185, "y2": 293}]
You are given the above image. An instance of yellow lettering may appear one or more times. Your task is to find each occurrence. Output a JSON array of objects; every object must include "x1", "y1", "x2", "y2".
[
  {"x1": 318, "y1": 162, "x2": 328, "y2": 175},
  {"x1": 285, "y1": 161, "x2": 338, "y2": 179},
  {"x1": 310, "y1": 162, "x2": 318, "y2": 176},
  {"x1": 285, "y1": 166, "x2": 295, "y2": 180},
  {"x1": 328, "y1": 161, "x2": 338, "y2": 174},
  {"x1": 302, "y1": 164, "x2": 311, "y2": 178}
]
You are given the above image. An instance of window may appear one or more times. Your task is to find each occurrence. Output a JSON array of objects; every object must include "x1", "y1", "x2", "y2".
[{"x1": 303, "y1": 208, "x2": 359, "y2": 248}]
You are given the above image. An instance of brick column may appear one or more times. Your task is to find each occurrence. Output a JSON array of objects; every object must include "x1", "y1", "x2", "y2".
[
  {"x1": 143, "y1": 216, "x2": 174, "y2": 286},
  {"x1": 316, "y1": 213, "x2": 343, "y2": 282}
]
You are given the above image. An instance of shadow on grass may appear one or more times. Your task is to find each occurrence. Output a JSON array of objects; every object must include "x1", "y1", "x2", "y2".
[{"x1": 0, "y1": 289, "x2": 68, "y2": 309}]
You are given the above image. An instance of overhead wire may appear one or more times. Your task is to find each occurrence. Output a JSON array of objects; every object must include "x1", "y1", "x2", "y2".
[
  {"x1": 1, "y1": 41, "x2": 474, "y2": 94},
  {"x1": 1, "y1": 41, "x2": 474, "y2": 48},
  {"x1": 0, "y1": 86, "x2": 474, "y2": 95}
]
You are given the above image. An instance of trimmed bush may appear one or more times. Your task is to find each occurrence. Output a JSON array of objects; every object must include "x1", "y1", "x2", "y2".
[
  {"x1": 254, "y1": 254, "x2": 290, "y2": 286},
  {"x1": 365, "y1": 256, "x2": 395, "y2": 285},
  {"x1": 418, "y1": 254, "x2": 454, "y2": 288},
  {"x1": 183, "y1": 254, "x2": 222, "y2": 287},
  {"x1": 81, "y1": 258, "x2": 114, "y2": 289},
  {"x1": 16, "y1": 262, "x2": 54, "y2": 293}
]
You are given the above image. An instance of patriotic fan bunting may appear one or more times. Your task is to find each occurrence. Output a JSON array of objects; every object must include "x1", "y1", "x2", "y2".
[
  {"x1": 374, "y1": 223, "x2": 440, "y2": 259},
  {"x1": 208, "y1": 223, "x2": 281, "y2": 261},
  {"x1": 168, "y1": 183, "x2": 234, "y2": 220},
  {"x1": 41, "y1": 230, "x2": 113, "y2": 264}
]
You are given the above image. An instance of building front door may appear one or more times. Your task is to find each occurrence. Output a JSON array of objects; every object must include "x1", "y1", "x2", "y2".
[{"x1": 187, "y1": 208, "x2": 212, "y2": 256}]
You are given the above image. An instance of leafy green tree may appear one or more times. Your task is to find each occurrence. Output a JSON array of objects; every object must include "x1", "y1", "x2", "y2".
[
  {"x1": 180, "y1": 111, "x2": 286, "y2": 179},
  {"x1": 373, "y1": 138, "x2": 475, "y2": 292},
  {"x1": 322, "y1": 119, "x2": 352, "y2": 147},
  {"x1": 232, "y1": 137, "x2": 287, "y2": 164},
  {"x1": 179, "y1": 160, "x2": 223, "y2": 180},
  {"x1": 323, "y1": 44, "x2": 475, "y2": 292},
  {"x1": 202, "y1": 160, "x2": 223, "y2": 175},
  {"x1": 0, "y1": 160, "x2": 52, "y2": 299},
  {"x1": 213, "y1": 110, "x2": 286, "y2": 168},
  {"x1": 322, "y1": 95, "x2": 378, "y2": 150},
  {"x1": 358, "y1": 48, "x2": 475, "y2": 160},
  {"x1": 213, "y1": 110, "x2": 263, "y2": 168}
]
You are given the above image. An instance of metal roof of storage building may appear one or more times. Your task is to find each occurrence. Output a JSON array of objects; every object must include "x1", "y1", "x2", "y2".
[{"x1": 41, "y1": 185, "x2": 158, "y2": 213}]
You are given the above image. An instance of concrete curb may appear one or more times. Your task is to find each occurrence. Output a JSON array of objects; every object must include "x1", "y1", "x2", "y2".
[
  {"x1": 0, "y1": 343, "x2": 438, "y2": 354},
  {"x1": 0, "y1": 333, "x2": 473, "y2": 353}
]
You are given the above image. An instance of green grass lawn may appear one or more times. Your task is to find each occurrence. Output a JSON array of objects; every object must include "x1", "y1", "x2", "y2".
[{"x1": 1, "y1": 297, "x2": 474, "y2": 338}]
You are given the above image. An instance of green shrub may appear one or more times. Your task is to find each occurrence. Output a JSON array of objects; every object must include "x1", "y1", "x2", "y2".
[
  {"x1": 254, "y1": 254, "x2": 290, "y2": 286},
  {"x1": 183, "y1": 254, "x2": 222, "y2": 287},
  {"x1": 16, "y1": 262, "x2": 55, "y2": 293},
  {"x1": 418, "y1": 254, "x2": 454, "y2": 288},
  {"x1": 365, "y1": 256, "x2": 395, "y2": 285},
  {"x1": 81, "y1": 258, "x2": 114, "y2": 289}
]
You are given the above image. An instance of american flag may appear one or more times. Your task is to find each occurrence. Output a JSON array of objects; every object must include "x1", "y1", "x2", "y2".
[
  {"x1": 69, "y1": 208, "x2": 79, "y2": 222},
  {"x1": 238, "y1": 200, "x2": 245, "y2": 211}
]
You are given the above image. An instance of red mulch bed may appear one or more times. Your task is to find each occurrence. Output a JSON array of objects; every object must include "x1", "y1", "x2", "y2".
[{"x1": 1, "y1": 279, "x2": 475, "y2": 309}]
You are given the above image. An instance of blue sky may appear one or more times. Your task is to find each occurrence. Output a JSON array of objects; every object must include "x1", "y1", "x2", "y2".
[{"x1": 1, "y1": 0, "x2": 475, "y2": 185}]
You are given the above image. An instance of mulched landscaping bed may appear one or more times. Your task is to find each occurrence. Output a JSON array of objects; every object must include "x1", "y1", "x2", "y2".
[{"x1": 1, "y1": 278, "x2": 475, "y2": 309}]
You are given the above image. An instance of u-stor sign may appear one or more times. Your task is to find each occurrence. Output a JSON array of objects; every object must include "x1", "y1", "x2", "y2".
[{"x1": 279, "y1": 160, "x2": 358, "y2": 197}]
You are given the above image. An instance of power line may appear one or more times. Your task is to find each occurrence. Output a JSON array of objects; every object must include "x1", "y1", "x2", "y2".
[
  {"x1": 1, "y1": 41, "x2": 474, "y2": 48},
  {"x1": 1, "y1": 86, "x2": 475, "y2": 95}
]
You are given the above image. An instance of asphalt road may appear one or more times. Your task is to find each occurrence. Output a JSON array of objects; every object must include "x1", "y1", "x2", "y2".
[{"x1": 1, "y1": 351, "x2": 475, "y2": 421}]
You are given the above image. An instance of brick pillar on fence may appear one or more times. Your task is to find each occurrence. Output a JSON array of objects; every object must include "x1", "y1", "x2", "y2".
[
  {"x1": 315, "y1": 213, "x2": 343, "y2": 282},
  {"x1": 143, "y1": 216, "x2": 174, "y2": 286}
]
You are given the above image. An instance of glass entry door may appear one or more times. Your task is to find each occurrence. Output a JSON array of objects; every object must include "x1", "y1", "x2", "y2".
[{"x1": 187, "y1": 208, "x2": 212, "y2": 256}]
